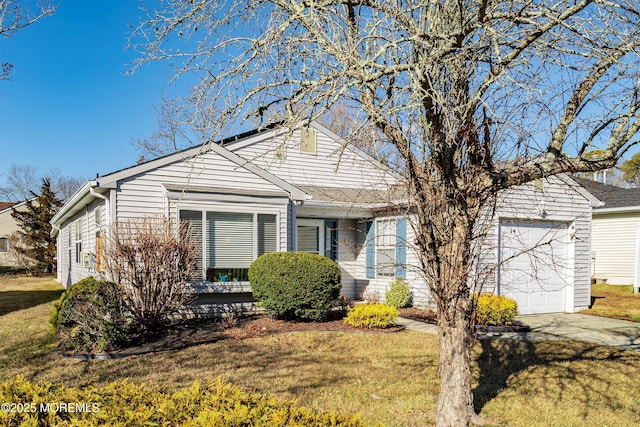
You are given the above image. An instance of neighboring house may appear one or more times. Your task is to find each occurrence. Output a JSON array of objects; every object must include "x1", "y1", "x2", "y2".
[
  {"x1": 0, "y1": 200, "x2": 34, "y2": 268},
  {"x1": 51, "y1": 121, "x2": 600, "y2": 315},
  {"x1": 0, "y1": 202, "x2": 18, "y2": 266},
  {"x1": 573, "y1": 177, "x2": 640, "y2": 286}
]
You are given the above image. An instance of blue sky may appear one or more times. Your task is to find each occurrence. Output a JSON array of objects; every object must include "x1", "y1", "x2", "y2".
[{"x1": 0, "y1": 1, "x2": 173, "y2": 187}]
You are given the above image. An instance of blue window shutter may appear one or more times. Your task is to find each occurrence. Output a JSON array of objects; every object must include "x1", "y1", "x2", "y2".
[
  {"x1": 395, "y1": 218, "x2": 407, "y2": 279},
  {"x1": 365, "y1": 220, "x2": 375, "y2": 278}
]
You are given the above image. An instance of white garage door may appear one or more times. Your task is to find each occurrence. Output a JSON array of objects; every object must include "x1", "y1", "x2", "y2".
[{"x1": 498, "y1": 220, "x2": 570, "y2": 315}]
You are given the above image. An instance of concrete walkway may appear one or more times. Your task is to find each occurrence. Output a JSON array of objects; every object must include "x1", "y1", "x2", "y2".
[{"x1": 398, "y1": 313, "x2": 640, "y2": 352}]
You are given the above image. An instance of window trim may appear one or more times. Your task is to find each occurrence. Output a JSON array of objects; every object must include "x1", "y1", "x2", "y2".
[
  {"x1": 0, "y1": 237, "x2": 8, "y2": 253},
  {"x1": 74, "y1": 218, "x2": 83, "y2": 264},
  {"x1": 375, "y1": 218, "x2": 396, "y2": 277}
]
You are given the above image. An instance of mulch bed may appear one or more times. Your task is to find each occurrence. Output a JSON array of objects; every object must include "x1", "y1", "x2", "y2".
[
  {"x1": 399, "y1": 307, "x2": 437, "y2": 324},
  {"x1": 58, "y1": 313, "x2": 405, "y2": 359}
]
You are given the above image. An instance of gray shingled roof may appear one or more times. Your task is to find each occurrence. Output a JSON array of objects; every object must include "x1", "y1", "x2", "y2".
[
  {"x1": 573, "y1": 176, "x2": 640, "y2": 209},
  {"x1": 299, "y1": 185, "x2": 407, "y2": 204}
]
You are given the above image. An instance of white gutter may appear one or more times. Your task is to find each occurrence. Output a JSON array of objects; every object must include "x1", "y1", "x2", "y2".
[
  {"x1": 50, "y1": 180, "x2": 93, "y2": 225},
  {"x1": 593, "y1": 205, "x2": 640, "y2": 215},
  {"x1": 89, "y1": 185, "x2": 110, "y2": 224}
]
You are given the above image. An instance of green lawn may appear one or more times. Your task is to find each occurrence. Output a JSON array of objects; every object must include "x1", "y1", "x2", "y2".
[
  {"x1": 584, "y1": 284, "x2": 640, "y2": 322},
  {"x1": 2, "y1": 276, "x2": 640, "y2": 426}
]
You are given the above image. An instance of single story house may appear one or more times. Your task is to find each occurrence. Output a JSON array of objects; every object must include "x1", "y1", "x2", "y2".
[
  {"x1": 573, "y1": 177, "x2": 640, "y2": 287},
  {"x1": 51, "y1": 121, "x2": 600, "y2": 315}
]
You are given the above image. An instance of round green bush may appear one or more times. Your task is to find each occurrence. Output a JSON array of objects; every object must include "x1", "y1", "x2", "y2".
[
  {"x1": 249, "y1": 252, "x2": 342, "y2": 321},
  {"x1": 51, "y1": 276, "x2": 131, "y2": 351}
]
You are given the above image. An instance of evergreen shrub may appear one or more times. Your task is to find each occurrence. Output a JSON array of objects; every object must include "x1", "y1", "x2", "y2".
[
  {"x1": 50, "y1": 276, "x2": 130, "y2": 351},
  {"x1": 249, "y1": 252, "x2": 341, "y2": 321}
]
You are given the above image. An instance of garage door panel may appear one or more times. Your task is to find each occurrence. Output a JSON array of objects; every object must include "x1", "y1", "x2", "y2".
[{"x1": 498, "y1": 220, "x2": 569, "y2": 315}]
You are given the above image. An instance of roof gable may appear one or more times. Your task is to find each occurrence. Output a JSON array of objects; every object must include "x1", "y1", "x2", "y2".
[{"x1": 225, "y1": 121, "x2": 399, "y2": 190}]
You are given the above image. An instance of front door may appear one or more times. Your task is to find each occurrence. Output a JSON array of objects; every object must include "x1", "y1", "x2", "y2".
[{"x1": 296, "y1": 219, "x2": 325, "y2": 255}]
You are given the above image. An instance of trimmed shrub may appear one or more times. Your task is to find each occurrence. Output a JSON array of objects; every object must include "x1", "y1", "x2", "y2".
[
  {"x1": 343, "y1": 303, "x2": 399, "y2": 329},
  {"x1": 384, "y1": 278, "x2": 411, "y2": 308},
  {"x1": 474, "y1": 293, "x2": 518, "y2": 326},
  {"x1": 50, "y1": 276, "x2": 131, "y2": 351},
  {"x1": 0, "y1": 376, "x2": 365, "y2": 426},
  {"x1": 249, "y1": 252, "x2": 341, "y2": 321}
]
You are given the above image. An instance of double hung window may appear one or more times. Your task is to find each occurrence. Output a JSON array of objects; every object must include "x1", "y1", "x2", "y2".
[
  {"x1": 376, "y1": 219, "x2": 396, "y2": 277},
  {"x1": 75, "y1": 219, "x2": 82, "y2": 264}
]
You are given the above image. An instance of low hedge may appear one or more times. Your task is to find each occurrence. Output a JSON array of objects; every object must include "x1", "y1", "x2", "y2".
[
  {"x1": 344, "y1": 303, "x2": 399, "y2": 329},
  {"x1": 0, "y1": 376, "x2": 364, "y2": 426},
  {"x1": 249, "y1": 252, "x2": 342, "y2": 321},
  {"x1": 474, "y1": 293, "x2": 518, "y2": 326}
]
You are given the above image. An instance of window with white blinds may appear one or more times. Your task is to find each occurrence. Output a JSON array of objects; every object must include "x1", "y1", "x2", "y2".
[
  {"x1": 180, "y1": 210, "x2": 277, "y2": 281},
  {"x1": 180, "y1": 210, "x2": 203, "y2": 281},
  {"x1": 257, "y1": 214, "x2": 277, "y2": 256},
  {"x1": 207, "y1": 212, "x2": 254, "y2": 269}
]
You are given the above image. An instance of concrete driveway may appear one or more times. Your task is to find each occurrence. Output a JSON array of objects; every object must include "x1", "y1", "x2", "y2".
[
  {"x1": 512, "y1": 313, "x2": 640, "y2": 352},
  {"x1": 399, "y1": 313, "x2": 640, "y2": 351}
]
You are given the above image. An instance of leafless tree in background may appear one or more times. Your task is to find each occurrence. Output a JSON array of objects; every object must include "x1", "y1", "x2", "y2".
[
  {"x1": 101, "y1": 217, "x2": 197, "y2": 334},
  {"x1": 0, "y1": 164, "x2": 39, "y2": 201},
  {"x1": 0, "y1": 164, "x2": 83, "y2": 202},
  {"x1": 131, "y1": 1, "x2": 640, "y2": 425},
  {"x1": 0, "y1": 0, "x2": 55, "y2": 79}
]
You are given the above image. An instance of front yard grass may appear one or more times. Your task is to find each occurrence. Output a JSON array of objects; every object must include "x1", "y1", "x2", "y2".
[
  {"x1": 584, "y1": 284, "x2": 640, "y2": 322},
  {"x1": 2, "y1": 276, "x2": 640, "y2": 426}
]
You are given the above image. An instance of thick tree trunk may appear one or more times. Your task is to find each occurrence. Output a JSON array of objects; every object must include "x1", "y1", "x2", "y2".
[
  {"x1": 416, "y1": 201, "x2": 485, "y2": 426},
  {"x1": 435, "y1": 300, "x2": 481, "y2": 426}
]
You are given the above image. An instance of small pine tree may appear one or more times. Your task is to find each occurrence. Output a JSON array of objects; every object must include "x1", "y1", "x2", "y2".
[{"x1": 11, "y1": 178, "x2": 63, "y2": 272}]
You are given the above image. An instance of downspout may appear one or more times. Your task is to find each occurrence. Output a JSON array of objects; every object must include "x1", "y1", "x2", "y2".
[{"x1": 89, "y1": 185, "x2": 110, "y2": 224}]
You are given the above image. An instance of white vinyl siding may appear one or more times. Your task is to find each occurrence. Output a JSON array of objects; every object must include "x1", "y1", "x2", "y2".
[
  {"x1": 231, "y1": 126, "x2": 397, "y2": 190},
  {"x1": 115, "y1": 150, "x2": 288, "y2": 219},
  {"x1": 591, "y1": 212, "x2": 639, "y2": 284},
  {"x1": 58, "y1": 198, "x2": 104, "y2": 288}
]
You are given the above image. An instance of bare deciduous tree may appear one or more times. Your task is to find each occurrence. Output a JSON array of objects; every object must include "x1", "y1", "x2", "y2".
[
  {"x1": 132, "y1": 93, "x2": 229, "y2": 161},
  {"x1": 0, "y1": 164, "x2": 39, "y2": 201},
  {"x1": 101, "y1": 217, "x2": 198, "y2": 334},
  {"x1": 0, "y1": 0, "x2": 55, "y2": 79},
  {"x1": 132, "y1": 1, "x2": 640, "y2": 425},
  {"x1": 0, "y1": 164, "x2": 83, "y2": 202}
]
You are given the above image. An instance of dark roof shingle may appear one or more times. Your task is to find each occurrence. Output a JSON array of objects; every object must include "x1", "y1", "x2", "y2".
[
  {"x1": 0, "y1": 202, "x2": 16, "y2": 212},
  {"x1": 573, "y1": 176, "x2": 640, "y2": 209}
]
